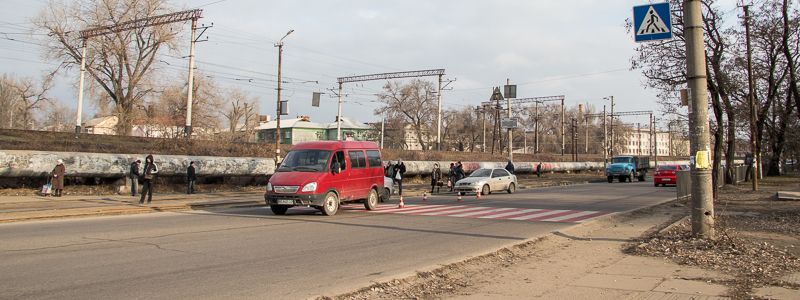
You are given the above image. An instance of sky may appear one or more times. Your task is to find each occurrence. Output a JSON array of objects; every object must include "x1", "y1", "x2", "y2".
[{"x1": 0, "y1": 0, "x2": 740, "y2": 127}]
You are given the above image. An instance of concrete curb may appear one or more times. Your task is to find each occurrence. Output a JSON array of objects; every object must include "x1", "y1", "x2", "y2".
[{"x1": 323, "y1": 195, "x2": 680, "y2": 299}]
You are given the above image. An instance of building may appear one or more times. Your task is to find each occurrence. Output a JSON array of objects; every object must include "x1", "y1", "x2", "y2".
[
  {"x1": 255, "y1": 116, "x2": 373, "y2": 144},
  {"x1": 82, "y1": 116, "x2": 118, "y2": 135},
  {"x1": 620, "y1": 128, "x2": 689, "y2": 157}
]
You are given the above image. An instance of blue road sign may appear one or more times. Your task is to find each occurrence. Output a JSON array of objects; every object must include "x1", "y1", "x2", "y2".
[{"x1": 633, "y1": 2, "x2": 673, "y2": 42}]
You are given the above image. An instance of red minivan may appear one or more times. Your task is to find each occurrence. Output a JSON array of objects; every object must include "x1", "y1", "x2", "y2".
[{"x1": 264, "y1": 141, "x2": 384, "y2": 216}]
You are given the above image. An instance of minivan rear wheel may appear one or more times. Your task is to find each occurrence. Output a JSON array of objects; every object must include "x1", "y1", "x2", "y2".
[
  {"x1": 365, "y1": 188, "x2": 379, "y2": 210},
  {"x1": 321, "y1": 192, "x2": 339, "y2": 216}
]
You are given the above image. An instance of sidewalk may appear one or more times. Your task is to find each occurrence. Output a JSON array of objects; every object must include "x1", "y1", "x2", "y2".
[
  {"x1": 335, "y1": 203, "x2": 755, "y2": 300},
  {"x1": 0, "y1": 191, "x2": 264, "y2": 223}
]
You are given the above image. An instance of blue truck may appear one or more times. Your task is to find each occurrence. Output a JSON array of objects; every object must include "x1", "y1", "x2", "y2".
[{"x1": 605, "y1": 156, "x2": 650, "y2": 183}]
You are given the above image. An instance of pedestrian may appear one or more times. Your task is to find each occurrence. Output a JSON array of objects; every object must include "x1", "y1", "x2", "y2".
[
  {"x1": 430, "y1": 163, "x2": 442, "y2": 194},
  {"x1": 51, "y1": 159, "x2": 65, "y2": 197},
  {"x1": 129, "y1": 160, "x2": 141, "y2": 196},
  {"x1": 455, "y1": 161, "x2": 465, "y2": 182},
  {"x1": 536, "y1": 162, "x2": 543, "y2": 178},
  {"x1": 187, "y1": 161, "x2": 197, "y2": 194},
  {"x1": 139, "y1": 154, "x2": 158, "y2": 204},
  {"x1": 392, "y1": 159, "x2": 406, "y2": 197},
  {"x1": 448, "y1": 162, "x2": 456, "y2": 192},
  {"x1": 505, "y1": 159, "x2": 515, "y2": 174}
]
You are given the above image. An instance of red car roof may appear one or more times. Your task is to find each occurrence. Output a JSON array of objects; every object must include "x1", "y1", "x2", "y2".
[{"x1": 291, "y1": 141, "x2": 380, "y2": 151}]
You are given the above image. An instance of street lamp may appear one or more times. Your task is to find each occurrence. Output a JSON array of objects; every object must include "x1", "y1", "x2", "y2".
[{"x1": 274, "y1": 29, "x2": 294, "y2": 164}]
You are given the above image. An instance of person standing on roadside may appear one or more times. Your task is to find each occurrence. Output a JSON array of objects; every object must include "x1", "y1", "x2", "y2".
[
  {"x1": 448, "y1": 162, "x2": 456, "y2": 192},
  {"x1": 139, "y1": 154, "x2": 158, "y2": 204},
  {"x1": 505, "y1": 159, "x2": 515, "y2": 174},
  {"x1": 51, "y1": 159, "x2": 65, "y2": 197},
  {"x1": 392, "y1": 159, "x2": 406, "y2": 197},
  {"x1": 187, "y1": 161, "x2": 197, "y2": 194},
  {"x1": 129, "y1": 159, "x2": 141, "y2": 196},
  {"x1": 430, "y1": 163, "x2": 442, "y2": 194},
  {"x1": 536, "y1": 162, "x2": 543, "y2": 178},
  {"x1": 455, "y1": 161, "x2": 465, "y2": 182}
]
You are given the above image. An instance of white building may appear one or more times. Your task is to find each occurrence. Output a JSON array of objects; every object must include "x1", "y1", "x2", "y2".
[{"x1": 620, "y1": 128, "x2": 689, "y2": 157}]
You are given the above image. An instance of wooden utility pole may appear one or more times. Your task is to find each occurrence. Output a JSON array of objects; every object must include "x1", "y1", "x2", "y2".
[{"x1": 743, "y1": 5, "x2": 759, "y2": 191}]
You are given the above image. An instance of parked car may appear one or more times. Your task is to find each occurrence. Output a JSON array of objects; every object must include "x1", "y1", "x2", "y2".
[
  {"x1": 653, "y1": 164, "x2": 689, "y2": 187},
  {"x1": 453, "y1": 168, "x2": 517, "y2": 195},
  {"x1": 264, "y1": 141, "x2": 384, "y2": 216},
  {"x1": 381, "y1": 176, "x2": 394, "y2": 202}
]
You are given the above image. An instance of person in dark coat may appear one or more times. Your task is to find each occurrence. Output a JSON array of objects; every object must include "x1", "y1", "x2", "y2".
[
  {"x1": 51, "y1": 159, "x2": 65, "y2": 197},
  {"x1": 536, "y1": 162, "x2": 543, "y2": 178},
  {"x1": 448, "y1": 162, "x2": 456, "y2": 192},
  {"x1": 505, "y1": 159, "x2": 515, "y2": 174},
  {"x1": 129, "y1": 160, "x2": 141, "y2": 196},
  {"x1": 187, "y1": 161, "x2": 197, "y2": 194},
  {"x1": 139, "y1": 154, "x2": 158, "y2": 204},
  {"x1": 430, "y1": 163, "x2": 442, "y2": 194},
  {"x1": 455, "y1": 161, "x2": 465, "y2": 182},
  {"x1": 392, "y1": 159, "x2": 406, "y2": 197}
]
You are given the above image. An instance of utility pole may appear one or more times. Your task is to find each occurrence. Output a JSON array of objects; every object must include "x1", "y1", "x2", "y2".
[
  {"x1": 585, "y1": 115, "x2": 589, "y2": 154},
  {"x1": 75, "y1": 39, "x2": 88, "y2": 134},
  {"x1": 534, "y1": 101, "x2": 540, "y2": 154},
  {"x1": 609, "y1": 96, "x2": 615, "y2": 157},
  {"x1": 561, "y1": 98, "x2": 565, "y2": 156},
  {"x1": 274, "y1": 29, "x2": 294, "y2": 163},
  {"x1": 437, "y1": 74, "x2": 443, "y2": 151},
  {"x1": 506, "y1": 78, "x2": 513, "y2": 162},
  {"x1": 637, "y1": 122, "x2": 642, "y2": 155},
  {"x1": 684, "y1": 0, "x2": 715, "y2": 238},
  {"x1": 336, "y1": 82, "x2": 343, "y2": 140},
  {"x1": 603, "y1": 105, "x2": 607, "y2": 166},
  {"x1": 482, "y1": 106, "x2": 487, "y2": 152},
  {"x1": 380, "y1": 118, "x2": 385, "y2": 149},
  {"x1": 743, "y1": 5, "x2": 759, "y2": 191},
  {"x1": 184, "y1": 17, "x2": 198, "y2": 138},
  {"x1": 571, "y1": 118, "x2": 578, "y2": 161}
]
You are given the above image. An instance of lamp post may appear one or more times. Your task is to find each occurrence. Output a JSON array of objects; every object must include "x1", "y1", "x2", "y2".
[{"x1": 274, "y1": 29, "x2": 294, "y2": 164}]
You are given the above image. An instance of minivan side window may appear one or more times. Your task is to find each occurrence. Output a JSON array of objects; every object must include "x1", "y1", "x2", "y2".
[
  {"x1": 348, "y1": 151, "x2": 366, "y2": 169},
  {"x1": 366, "y1": 150, "x2": 382, "y2": 168},
  {"x1": 332, "y1": 151, "x2": 346, "y2": 171}
]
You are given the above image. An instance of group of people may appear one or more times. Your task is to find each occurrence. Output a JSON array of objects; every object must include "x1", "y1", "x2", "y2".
[
  {"x1": 427, "y1": 161, "x2": 466, "y2": 193},
  {"x1": 385, "y1": 159, "x2": 406, "y2": 197},
  {"x1": 127, "y1": 155, "x2": 161, "y2": 204}
]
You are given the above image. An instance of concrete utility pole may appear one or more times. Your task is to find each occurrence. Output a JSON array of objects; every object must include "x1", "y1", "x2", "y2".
[
  {"x1": 507, "y1": 79, "x2": 513, "y2": 161},
  {"x1": 608, "y1": 96, "x2": 615, "y2": 157},
  {"x1": 482, "y1": 106, "x2": 487, "y2": 152},
  {"x1": 274, "y1": 29, "x2": 294, "y2": 163},
  {"x1": 380, "y1": 118, "x2": 385, "y2": 149},
  {"x1": 437, "y1": 74, "x2": 443, "y2": 151},
  {"x1": 637, "y1": 122, "x2": 642, "y2": 155},
  {"x1": 184, "y1": 17, "x2": 198, "y2": 138},
  {"x1": 603, "y1": 105, "x2": 608, "y2": 166},
  {"x1": 336, "y1": 82, "x2": 343, "y2": 140},
  {"x1": 684, "y1": 0, "x2": 715, "y2": 238},
  {"x1": 534, "y1": 101, "x2": 540, "y2": 153},
  {"x1": 743, "y1": 5, "x2": 759, "y2": 191},
  {"x1": 561, "y1": 98, "x2": 566, "y2": 156},
  {"x1": 75, "y1": 39, "x2": 87, "y2": 134}
]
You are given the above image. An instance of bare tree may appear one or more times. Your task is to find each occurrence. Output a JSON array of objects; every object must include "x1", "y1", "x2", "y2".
[
  {"x1": 34, "y1": 0, "x2": 183, "y2": 135},
  {"x1": 0, "y1": 74, "x2": 52, "y2": 129},
  {"x1": 782, "y1": 0, "x2": 800, "y2": 119},
  {"x1": 375, "y1": 79, "x2": 437, "y2": 150},
  {"x1": 39, "y1": 101, "x2": 75, "y2": 132}
]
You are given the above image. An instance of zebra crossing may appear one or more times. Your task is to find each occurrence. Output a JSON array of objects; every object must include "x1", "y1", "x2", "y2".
[{"x1": 288, "y1": 204, "x2": 610, "y2": 223}]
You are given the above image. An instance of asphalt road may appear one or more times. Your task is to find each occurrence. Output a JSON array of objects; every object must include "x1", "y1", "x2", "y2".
[{"x1": 0, "y1": 182, "x2": 674, "y2": 299}]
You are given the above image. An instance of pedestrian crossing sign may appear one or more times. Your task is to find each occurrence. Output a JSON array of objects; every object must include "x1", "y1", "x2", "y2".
[{"x1": 633, "y1": 2, "x2": 673, "y2": 42}]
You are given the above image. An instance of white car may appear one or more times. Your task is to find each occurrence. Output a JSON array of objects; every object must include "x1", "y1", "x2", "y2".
[{"x1": 453, "y1": 168, "x2": 517, "y2": 195}]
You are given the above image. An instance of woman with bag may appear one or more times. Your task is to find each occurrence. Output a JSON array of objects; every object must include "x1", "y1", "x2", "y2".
[
  {"x1": 430, "y1": 163, "x2": 442, "y2": 194},
  {"x1": 51, "y1": 159, "x2": 65, "y2": 197},
  {"x1": 139, "y1": 154, "x2": 158, "y2": 204}
]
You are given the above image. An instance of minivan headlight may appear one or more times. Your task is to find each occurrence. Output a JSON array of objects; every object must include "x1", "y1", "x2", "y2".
[
  {"x1": 301, "y1": 182, "x2": 317, "y2": 192},
  {"x1": 266, "y1": 182, "x2": 273, "y2": 191}
]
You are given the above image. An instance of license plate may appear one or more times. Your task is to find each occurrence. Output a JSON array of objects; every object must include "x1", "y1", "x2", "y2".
[
  {"x1": 276, "y1": 199, "x2": 294, "y2": 205},
  {"x1": 663, "y1": 178, "x2": 671, "y2": 181}
]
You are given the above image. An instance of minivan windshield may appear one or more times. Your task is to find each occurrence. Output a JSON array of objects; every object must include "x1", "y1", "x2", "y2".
[
  {"x1": 277, "y1": 150, "x2": 332, "y2": 172},
  {"x1": 469, "y1": 169, "x2": 492, "y2": 178},
  {"x1": 612, "y1": 157, "x2": 634, "y2": 164}
]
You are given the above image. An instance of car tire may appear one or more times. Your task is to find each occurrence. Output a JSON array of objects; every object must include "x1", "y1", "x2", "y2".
[
  {"x1": 270, "y1": 205, "x2": 289, "y2": 215},
  {"x1": 507, "y1": 182, "x2": 515, "y2": 194},
  {"x1": 381, "y1": 188, "x2": 391, "y2": 203},
  {"x1": 321, "y1": 192, "x2": 339, "y2": 216},
  {"x1": 481, "y1": 184, "x2": 490, "y2": 195},
  {"x1": 365, "y1": 188, "x2": 379, "y2": 210},
  {"x1": 607, "y1": 176, "x2": 613, "y2": 183}
]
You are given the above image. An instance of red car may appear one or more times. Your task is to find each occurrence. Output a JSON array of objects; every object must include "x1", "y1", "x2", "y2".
[
  {"x1": 265, "y1": 141, "x2": 384, "y2": 216},
  {"x1": 653, "y1": 164, "x2": 689, "y2": 187}
]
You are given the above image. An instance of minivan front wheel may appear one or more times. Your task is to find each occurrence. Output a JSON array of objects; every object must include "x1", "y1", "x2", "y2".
[
  {"x1": 365, "y1": 188, "x2": 379, "y2": 210},
  {"x1": 321, "y1": 192, "x2": 339, "y2": 216}
]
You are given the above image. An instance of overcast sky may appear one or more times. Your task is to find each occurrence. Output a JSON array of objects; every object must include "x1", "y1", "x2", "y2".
[{"x1": 1, "y1": 0, "x2": 740, "y2": 127}]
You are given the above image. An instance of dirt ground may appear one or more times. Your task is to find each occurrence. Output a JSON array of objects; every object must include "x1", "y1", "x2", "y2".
[{"x1": 626, "y1": 175, "x2": 800, "y2": 299}]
